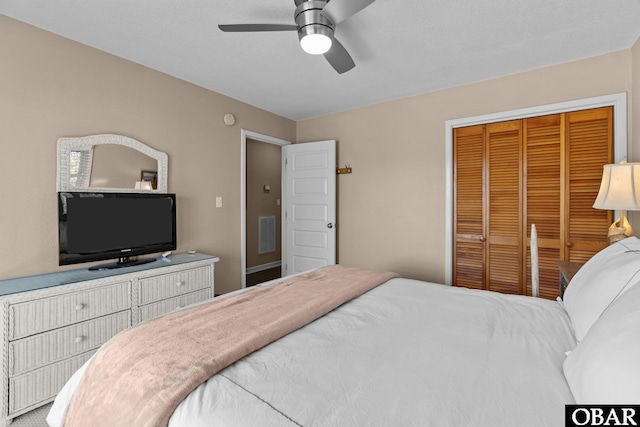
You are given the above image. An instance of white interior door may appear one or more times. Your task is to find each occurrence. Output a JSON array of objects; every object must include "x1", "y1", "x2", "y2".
[{"x1": 282, "y1": 140, "x2": 336, "y2": 276}]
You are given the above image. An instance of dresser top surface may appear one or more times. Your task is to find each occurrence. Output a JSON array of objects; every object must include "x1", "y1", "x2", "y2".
[{"x1": 0, "y1": 253, "x2": 218, "y2": 297}]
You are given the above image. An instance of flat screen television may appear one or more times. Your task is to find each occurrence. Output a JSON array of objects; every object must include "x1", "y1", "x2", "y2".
[{"x1": 58, "y1": 192, "x2": 177, "y2": 270}]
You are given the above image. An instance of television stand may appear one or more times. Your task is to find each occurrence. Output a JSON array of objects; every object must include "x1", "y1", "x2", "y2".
[{"x1": 88, "y1": 256, "x2": 157, "y2": 271}]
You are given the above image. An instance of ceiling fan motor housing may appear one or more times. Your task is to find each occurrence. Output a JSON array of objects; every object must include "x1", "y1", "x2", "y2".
[{"x1": 295, "y1": 0, "x2": 335, "y2": 47}]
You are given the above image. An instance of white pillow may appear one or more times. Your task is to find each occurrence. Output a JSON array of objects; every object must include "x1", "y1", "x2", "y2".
[
  {"x1": 563, "y1": 276, "x2": 640, "y2": 403},
  {"x1": 563, "y1": 236, "x2": 640, "y2": 341}
]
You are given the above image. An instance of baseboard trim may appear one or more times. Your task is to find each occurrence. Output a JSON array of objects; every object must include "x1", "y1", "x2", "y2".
[{"x1": 246, "y1": 261, "x2": 281, "y2": 275}]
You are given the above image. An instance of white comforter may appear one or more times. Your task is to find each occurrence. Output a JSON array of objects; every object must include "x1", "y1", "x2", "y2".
[{"x1": 49, "y1": 278, "x2": 576, "y2": 426}]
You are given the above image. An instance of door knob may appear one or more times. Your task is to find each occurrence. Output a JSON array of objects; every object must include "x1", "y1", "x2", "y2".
[
  {"x1": 327, "y1": 223, "x2": 334, "y2": 229},
  {"x1": 566, "y1": 242, "x2": 574, "y2": 248}
]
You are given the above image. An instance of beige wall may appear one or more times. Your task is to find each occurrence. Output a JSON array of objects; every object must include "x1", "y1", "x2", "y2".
[
  {"x1": 633, "y1": 37, "x2": 640, "y2": 159},
  {"x1": 297, "y1": 49, "x2": 635, "y2": 284},
  {"x1": 246, "y1": 139, "x2": 282, "y2": 268},
  {"x1": 0, "y1": 16, "x2": 296, "y2": 294},
  {"x1": 629, "y1": 37, "x2": 640, "y2": 228}
]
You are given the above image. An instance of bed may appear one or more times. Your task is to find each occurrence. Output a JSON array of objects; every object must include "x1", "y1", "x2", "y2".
[{"x1": 47, "y1": 237, "x2": 640, "y2": 427}]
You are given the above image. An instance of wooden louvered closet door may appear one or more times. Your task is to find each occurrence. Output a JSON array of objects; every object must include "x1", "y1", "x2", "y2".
[
  {"x1": 453, "y1": 125, "x2": 485, "y2": 290},
  {"x1": 523, "y1": 114, "x2": 563, "y2": 299},
  {"x1": 486, "y1": 121, "x2": 522, "y2": 295},
  {"x1": 454, "y1": 107, "x2": 612, "y2": 299},
  {"x1": 564, "y1": 108, "x2": 612, "y2": 262}
]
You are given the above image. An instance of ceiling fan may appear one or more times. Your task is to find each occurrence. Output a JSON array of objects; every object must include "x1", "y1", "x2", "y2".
[{"x1": 218, "y1": 0, "x2": 377, "y2": 74}]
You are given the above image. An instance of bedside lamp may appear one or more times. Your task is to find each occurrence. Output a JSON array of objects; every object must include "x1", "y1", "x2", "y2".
[
  {"x1": 134, "y1": 181, "x2": 153, "y2": 190},
  {"x1": 593, "y1": 161, "x2": 640, "y2": 243}
]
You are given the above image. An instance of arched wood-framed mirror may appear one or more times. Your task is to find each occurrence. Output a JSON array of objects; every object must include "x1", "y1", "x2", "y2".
[{"x1": 57, "y1": 134, "x2": 168, "y2": 193}]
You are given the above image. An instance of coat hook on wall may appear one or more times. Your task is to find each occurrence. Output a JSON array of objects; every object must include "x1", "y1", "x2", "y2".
[{"x1": 337, "y1": 165, "x2": 352, "y2": 174}]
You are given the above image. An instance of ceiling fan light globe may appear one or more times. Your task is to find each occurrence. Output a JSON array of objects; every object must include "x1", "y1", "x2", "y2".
[{"x1": 301, "y1": 33, "x2": 332, "y2": 55}]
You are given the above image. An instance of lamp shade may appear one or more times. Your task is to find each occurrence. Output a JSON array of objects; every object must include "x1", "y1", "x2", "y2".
[
  {"x1": 134, "y1": 181, "x2": 153, "y2": 190},
  {"x1": 593, "y1": 163, "x2": 640, "y2": 211}
]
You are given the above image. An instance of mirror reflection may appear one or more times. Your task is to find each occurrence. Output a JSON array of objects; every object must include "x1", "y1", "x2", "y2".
[
  {"x1": 69, "y1": 145, "x2": 158, "y2": 190},
  {"x1": 58, "y1": 134, "x2": 168, "y2": 193}
]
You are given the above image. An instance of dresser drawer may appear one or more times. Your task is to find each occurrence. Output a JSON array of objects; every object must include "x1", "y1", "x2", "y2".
[
  {"x1": 9, "y1": 351, "x2": 93, "y2": 416},
  {"x1": 9, "y1": 310, "x2": 130, "y2": 377},
  {"x1": 9, "y1": 281, "x2": 131, "y2": 340},
  {"x1": 138, "y1": 266, "x2": 211, "y2": 305},
  {"x1": 138, "y1": 288, "x2": 212, "y2": 323}
]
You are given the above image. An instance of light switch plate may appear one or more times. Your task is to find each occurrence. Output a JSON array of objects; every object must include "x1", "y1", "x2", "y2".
[{"x1": 216, "y1": 197, "x2": 223, "y2": 208}]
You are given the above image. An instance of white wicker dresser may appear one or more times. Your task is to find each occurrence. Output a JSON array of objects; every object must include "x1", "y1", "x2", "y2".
[{"x1": 0, "y1": 253, "x2": 218, "y2": 426}]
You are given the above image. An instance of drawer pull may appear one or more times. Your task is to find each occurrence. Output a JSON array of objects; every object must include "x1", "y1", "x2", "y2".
[
  {"x1": 75, "y1": 303, "x2": 85, "y2": 311},
  {"x1": 74, "y1": 336, "x2": 84, "y2": 344},
  {"x1": 176, "y1": 281, "x2": 183, "y2": 287}
]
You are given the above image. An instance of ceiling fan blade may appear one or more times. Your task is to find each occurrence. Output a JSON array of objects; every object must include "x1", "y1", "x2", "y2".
[
  {"x1": 218, "y1": 24, "x2": 298, "y2": 32},
  {"x1": 324, "y1": 38, "x2": 355, "y2": 74},
  {"x1": 320, "y1": 0, "x2": 377, "y2": 24}
]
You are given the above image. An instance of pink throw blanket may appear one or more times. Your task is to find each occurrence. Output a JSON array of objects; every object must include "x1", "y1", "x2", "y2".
[{"x1": 63, "y1": 265, "x2": 398, "y2": 427}]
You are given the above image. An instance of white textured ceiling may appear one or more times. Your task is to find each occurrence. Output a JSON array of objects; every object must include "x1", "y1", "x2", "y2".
[{"x1": 2, "y1": 1, "x2": 640, "y2": 121}]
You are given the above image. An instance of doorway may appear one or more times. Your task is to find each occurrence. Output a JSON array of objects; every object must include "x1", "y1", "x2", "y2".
[{"x1": 240, "y1": 130, "x2": 291, "y2": 288}]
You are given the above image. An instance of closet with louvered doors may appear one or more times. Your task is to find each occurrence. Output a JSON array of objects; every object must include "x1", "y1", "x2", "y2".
[{"x1": 453, "y1": 106, "x2": 613, "y2": 299}]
